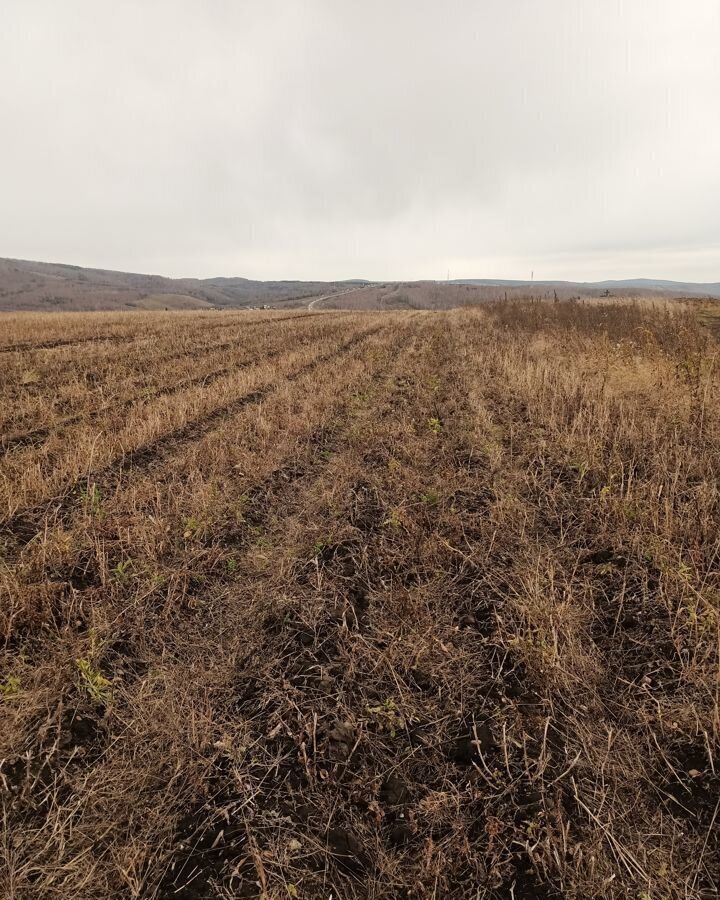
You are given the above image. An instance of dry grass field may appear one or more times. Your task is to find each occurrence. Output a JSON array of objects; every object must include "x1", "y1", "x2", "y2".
[
  {"x1": 313, "y1": 283, "x2": 578, "y2": 311},
  {"x1": 1, "y1": 301, "x2": 719, "y2": 899}
]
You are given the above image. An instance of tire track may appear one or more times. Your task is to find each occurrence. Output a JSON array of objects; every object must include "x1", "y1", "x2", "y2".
[
  {"x1": 107, "y1": 319, "x2": 417, "y2": 638},
  {"x1": 2, "y1": 323, "x2": 385, "y2": 548},
  {"x1": 0, "y1": 334, "x2": 137, "y2": 355},
  {"x1": 0, "y1": 309, "x2": 336, "y2": 355},
  {"x1": 2, "y1": 362, "x2": 247, "y2": 454},
  {"x1": 155, "y1": 320, "x2": 436, "y2": 898},
  {"x1": 1, "y1": 314, "x2": 343, "y2": 453},
  {"x1": 0, "y1": 314, "x2": 340, "y2": 410}
]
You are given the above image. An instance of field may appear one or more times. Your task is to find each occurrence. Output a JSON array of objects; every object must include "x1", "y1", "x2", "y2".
[
  {"x1": 1, "y1": 302, "x2": 719, "y2": 899},
  {"x1": 314, "y1": 283, "x2": 617, "y2": 312}
]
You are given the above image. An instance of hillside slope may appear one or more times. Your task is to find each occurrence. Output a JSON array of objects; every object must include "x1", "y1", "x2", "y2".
[
  {"x1": 0, "y1": 258, "x2": 366, "y2": 311},
  {"x1": 2, "y1": 256, "x2": 718, "y2": 312}
]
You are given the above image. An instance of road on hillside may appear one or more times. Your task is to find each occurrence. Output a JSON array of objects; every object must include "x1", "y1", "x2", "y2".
[{"x1": 307, "y1": 286, "x2": 369, "y2": 310}]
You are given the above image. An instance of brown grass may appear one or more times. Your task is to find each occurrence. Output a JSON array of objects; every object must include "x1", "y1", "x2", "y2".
[
  {"x1": 317, "y1": 283, "x2": 690, "y2": 311},
  {"x1": 1, "y1": 301, "x2": 718, "y2": 899}
]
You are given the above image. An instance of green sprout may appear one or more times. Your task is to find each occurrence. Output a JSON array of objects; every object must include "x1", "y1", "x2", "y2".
[
  {"x1": 183, "y1": 517, "x2": 202, "y2": 539},
  {"x1": 0, "y1": 676, "x2": 21, "y2": 699},
  {"x1": 76, "y1": 658, "x2": 112, "y2": 704},
  {"x1": 366, "y1": 698, "x2": 406, "y2": 738},
  {"x1": 111, "y1": 558, "x2": 134, "y2": 581},
  {"x1": 383, "y1": 507, "x2": 403, "y2": 528}
]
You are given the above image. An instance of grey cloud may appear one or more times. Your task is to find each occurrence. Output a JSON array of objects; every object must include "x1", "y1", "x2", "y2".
[{"x1": 1, "y1": 0, "x2": 718, "y2": 280}]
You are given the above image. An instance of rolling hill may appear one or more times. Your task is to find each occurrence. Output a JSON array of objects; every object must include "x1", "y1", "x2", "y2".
[
  {"x1": 1, "y1": 256, "x2": 718, "y2": 312},
  {"x1": 0, "y1": 257, "x2": 369, "y2": 312}
]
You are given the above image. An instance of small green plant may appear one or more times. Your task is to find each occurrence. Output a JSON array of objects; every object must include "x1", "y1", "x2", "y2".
[
  {"x1": 383, "y1": 507, "x2": 403, "y2": 528},
  {"x1": 250, "y1": 526, "x2": 271, "y2": 549},
  {"x1": 427, "y1": 417, "x2": 442, "y2": 434},
  {"x1": 568, "y1": 460, "x2": 588, "y2": 479},
  {"x1": 111, "y1": 558, "x2": 134, "y2": 581},
  {"x1": 419, "y1": 490, "x2": 439, "y2": 506},
  {"x1": 183, "y1": 517, "x2": 202, "y2": 539},
  {"x1": 623, "y1": 502, "x2": 639, "y2": 522},
  {"x1": 0, "y1": 676, "x2": 21, "y2": 699},
  {"x1": 226, "y1": 557, "x2": 238, "y2": 574},
  {"x1": 682, "y1": 597, "x2": 718, "y2": 632},
  {"x1": 76, "y1": 658, "x2": 112, "y2": 704},
  {"x1": 366, "y1": 698, "x2": 405, "y2": 738},
  {"x1": 598, "y1": 471, "x2": 616, "y2": 498}
]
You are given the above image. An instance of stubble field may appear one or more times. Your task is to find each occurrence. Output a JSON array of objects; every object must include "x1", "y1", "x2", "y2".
[{"x1": 1, "y1": 302, "x2": 718, "y2": 899}]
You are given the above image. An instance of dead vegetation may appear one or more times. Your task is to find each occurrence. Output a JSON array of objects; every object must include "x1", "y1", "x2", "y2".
[
  {"x1": 316, "y1": 282, "x2": 703, "y2": 312},
  {"x1": 1, "y1": 301, "x2": 718, "y2": 899}
]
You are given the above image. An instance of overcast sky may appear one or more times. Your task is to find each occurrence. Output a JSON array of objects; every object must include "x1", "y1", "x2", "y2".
[{"x1": 1, "y1": 1, "x2": 719, "y2": 282}]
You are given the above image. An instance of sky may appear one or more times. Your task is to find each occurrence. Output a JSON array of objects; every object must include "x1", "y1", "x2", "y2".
[{"x1": 1, "y1": 1, "x2": 719, "y2": 283}]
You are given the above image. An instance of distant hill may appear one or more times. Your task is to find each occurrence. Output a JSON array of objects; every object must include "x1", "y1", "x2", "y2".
[
  {"x1": 0, "y1": 257, "x2": 370, "y2": 312},
  {"x1": 452, "y1": 277, "x2": 720, "y2": 298},
  {"x1": 1, "y1": 256, "x2": 718, "y2": 312}
]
